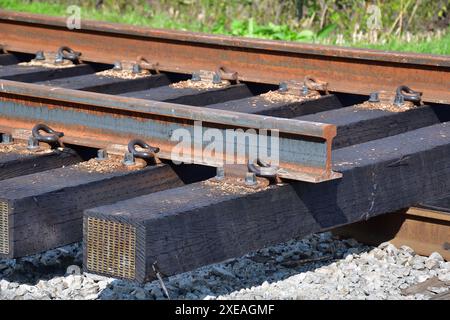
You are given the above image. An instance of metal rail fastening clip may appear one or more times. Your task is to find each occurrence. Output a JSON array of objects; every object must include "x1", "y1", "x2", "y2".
[
  {"x1": 55, "y1": 46, "x2": 82, "y2": 64},
  {"x1": 124, "y1": 138, "x2": 160, "y2": 166},
  {"x1": 29, "y1": 123, "x2": 64, "y2": 150}
]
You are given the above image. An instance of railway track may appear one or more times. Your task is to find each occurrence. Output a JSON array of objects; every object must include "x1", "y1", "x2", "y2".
[{"x1": 0, "y1": 10, "x2": 449, "y2": 284}]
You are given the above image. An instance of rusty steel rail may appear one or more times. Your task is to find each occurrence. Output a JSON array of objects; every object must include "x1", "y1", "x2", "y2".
[
  {"x1": 0, "y1": 10, "x2": 449, "y2": 104},
  {"x1": 0, "y1": 79, "x2": 341, "y2": 183}
]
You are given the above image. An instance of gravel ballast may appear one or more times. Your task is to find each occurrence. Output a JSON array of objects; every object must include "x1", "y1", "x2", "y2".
[{"x1": 0, "y1": 232, "x2": 449, "y2": 300}]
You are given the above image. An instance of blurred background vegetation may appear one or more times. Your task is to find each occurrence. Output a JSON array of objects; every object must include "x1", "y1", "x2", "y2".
[{"x1": 0, "y1": 0, "x2": 449, "y2": 54}]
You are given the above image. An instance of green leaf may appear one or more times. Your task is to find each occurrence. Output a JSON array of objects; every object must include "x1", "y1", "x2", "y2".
[
  {"x1": 317, "y1": 24, "x2": 337, "y2": 39},
  {"x1": 248, "y1": 18, "x2": 254, "y2": 35},
  {"x1": 296, "y1": 29, "x2": 315, "y2": 40},
  {"x1": 231, "y1": 20, "x2": 246, "y2": 35}
]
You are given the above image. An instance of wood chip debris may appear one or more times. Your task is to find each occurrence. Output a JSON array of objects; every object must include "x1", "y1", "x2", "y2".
[
  {"x1": 203, "y1": 178, "x2": 270, "y2": 195},
  {"x1": 260, "y1": 90, "x2": 320, "y2": 104},
  {"x1": 170, "y1": 79, "x2": 229, "y2": 90},
  {"x1": 73, "y1": 158, "x2": 140, "y2": 173},
  {"x1": 18, "y1": 60, "x2": 75, "y2": 69},
  {"x1": 355, "y1": 101, "x2": 417, "y2": 113},
  {"x1": 0, "y1": 143, "x2": 53, "y2": 155},
  {"x1": 95, "y1": 69, "x2": 151, "y2": 79}
]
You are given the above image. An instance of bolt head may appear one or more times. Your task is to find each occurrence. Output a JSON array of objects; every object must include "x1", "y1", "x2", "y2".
[
  {"x1": 191, "y1": 72, "x2": 201, "y2": 82},
  {"x1": 245, "y1": 172, "x2": 257, "y2": 186},
  {"x1": 215, "y1": 167, "x2": 225, "y2": 180},
  {"x1": 34, "y1": 51, "x2": 45, "y2": 61},
  {"x1": 27, "y1": 137, "x2": 40, "y2": 150},
  {"x1": 96, "y1": 149, "x2": 108, "y2": 161},
  {"x1": 212, "y1": 73, "x2": 222, "y2": 84},
  {"x1": 123, "y1": 152, "x2": 135, "y2": 166},
  {"x1": 301, "y1": 85, "x2": 309, "y2": 96},
  {"x1": 369, "y1": 92, "x2": 380, "y2": 103},
  {"x1": 131, "y1": 64, "x2": 142, "y2": 74},
  {"x1": 54, "y1": 54, "x2": 64, "y2": 64},
  {"x1": 113, "y1": 61, "x2": 123, "y2": 71},
  {"x1": 278, "y1": 82, "x2": 288, "y2": 92},
  {"x1": 1, "y1": 133, "x2": 13, "y2": 145},
  {"x1": 394, "y1": 93, "x2": 405, "y2": 107}
]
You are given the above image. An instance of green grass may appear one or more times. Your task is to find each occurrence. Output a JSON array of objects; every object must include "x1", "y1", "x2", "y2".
[
  {"x1": 0, "y1": 0, "x2": 448, "y2": 55},
  {"x1": 360, "y1": 33, "x2": 450, "y2": 56}
]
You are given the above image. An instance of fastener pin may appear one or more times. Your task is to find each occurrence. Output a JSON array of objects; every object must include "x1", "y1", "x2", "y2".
[
  {"x1": 1, "y1": 133, "x2": 12, "y2": 145},
  {"x1": 113, "y1": 61, "x2": 123, "y2": 71},
  {"x1": 123, "y1": 152, "x2": 135, "y2": 166},
  {"x1": 212, "y1": 73, "x2": 222, "y2": 84},
  {"x1": 131, "y1": 64, "x2": 142, "y2": 74},
  {"x1": 278, "y1": 82, "x2": 288, "y2": 92},
  {"x1": 369, "y1": 92, "x2": 380, "y2": 103},
  {"x1": 245, "y1": 172, "x2": 257, "y2": 186},
  {"x1": 34, "y1": 51, "x2": 45, "y2": 61},
  {"x1": 96, "y1": 149, "x2": 108, "y2": 161},
  {"x1": 191, "y1": 72, "x2": 201, "y2": 82},
  {"x1": 27, "y1": 137, "x2": 39, "y2": 150},
  {"x1": 215, "y1": 167, "x2": 225, "y2": 180}
]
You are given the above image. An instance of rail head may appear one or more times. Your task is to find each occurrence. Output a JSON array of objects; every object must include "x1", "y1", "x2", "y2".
[
  {"x1": 0, "y1": 10, "x2": 449, "y2": 67},
  {"x1": 0, "y1": 79, "x2": 341, "y2": 183},
  {"x1": 0, "y1": 10, "x2": 449, "y2": 104}
]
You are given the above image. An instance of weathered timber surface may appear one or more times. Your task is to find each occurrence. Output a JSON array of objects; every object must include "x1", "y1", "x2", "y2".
[
  {"x1": 36, "y1": 73, "x2": 171, "y2": 94},
  {"x1": 298, "y1": 104, "x2": 449, "y2": 149},
  {"x1": 0, "y1": 148, "x2": 81, "y2": 180},
  {"x1": 121, "y1": 84, "x2": 253, "y2": 106},
  {"x1": 1, "y1": 163, "x2": 184, "y2": 258},
  {"x1": 84, "y1": 122, "x2": 450, "y2": 281},
  {"x1": 206, "y1": 94, "x2": 342, "y2": 118},
  {"x1": 0, "y1": 64, "x2": 98, "y2": 82}
]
